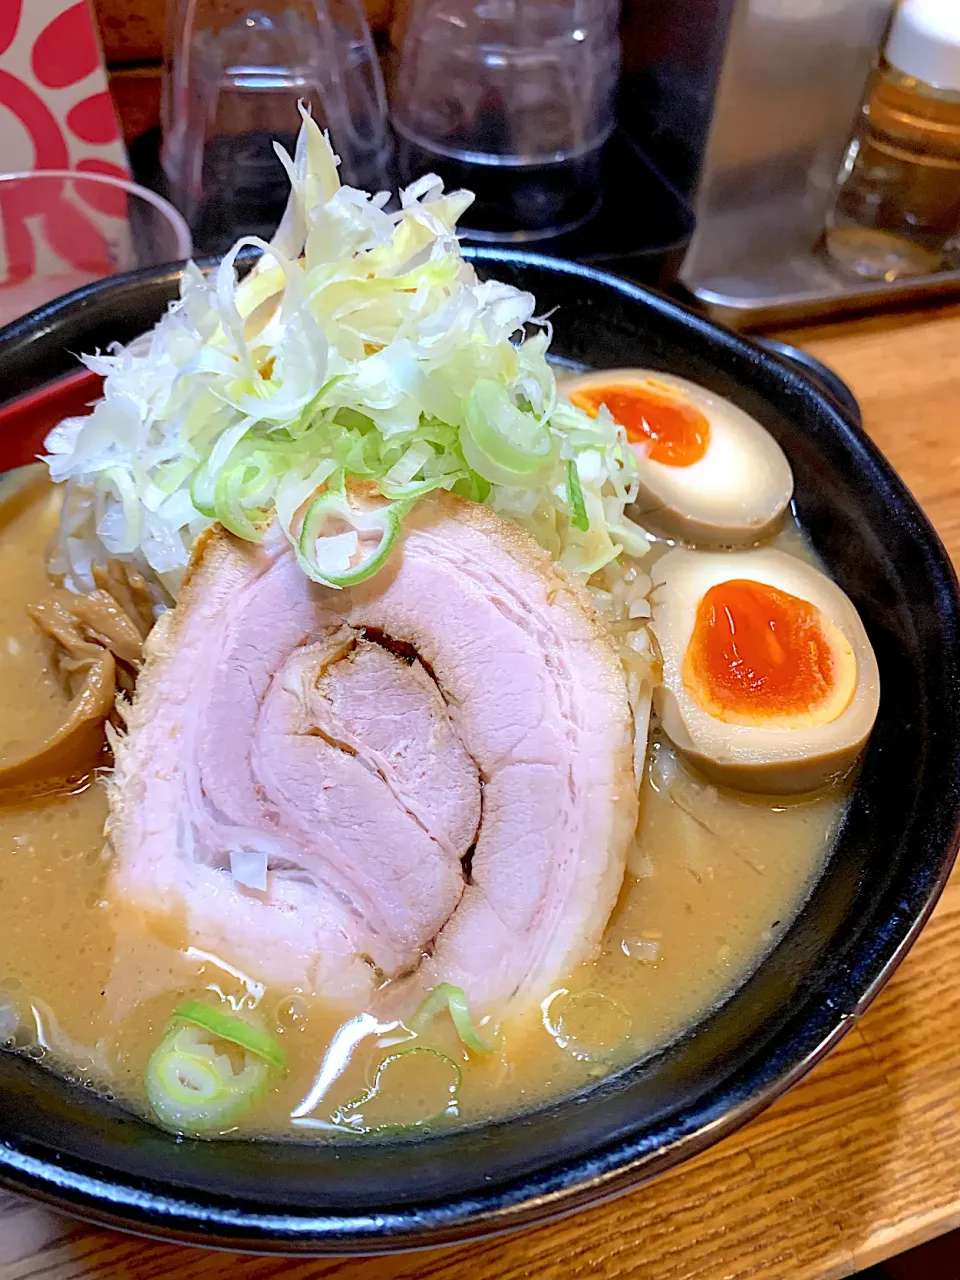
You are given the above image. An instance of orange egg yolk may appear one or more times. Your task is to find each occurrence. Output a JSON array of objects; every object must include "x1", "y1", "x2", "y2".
[
  {"x1": 569, "y1": 381, "x2": 711, "y2": 467},
  {"x1": 682, "y1": 579, "x2": 856, "y2": 729}
]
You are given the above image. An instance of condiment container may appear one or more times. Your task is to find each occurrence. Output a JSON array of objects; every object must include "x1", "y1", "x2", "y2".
[{"x1": 824, "y1": 0, "x2": 960, "y2": 281}]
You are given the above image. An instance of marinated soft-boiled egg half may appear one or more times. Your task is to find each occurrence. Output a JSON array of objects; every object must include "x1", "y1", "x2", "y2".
[
  {"x1": 649, "y1": 548, "x2": 880, "y2": 794},
  {"x1": 564, "y1": 370, "x2": 794, "y2": 547}
]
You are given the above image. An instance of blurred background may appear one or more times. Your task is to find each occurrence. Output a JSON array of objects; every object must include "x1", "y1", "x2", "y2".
[{"x1": 1, "y1": 0, "x2": 958, "y2": 329}]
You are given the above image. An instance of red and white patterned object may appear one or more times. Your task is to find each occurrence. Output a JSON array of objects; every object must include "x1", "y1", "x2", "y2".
[
  {"x1": 0, "y1": 0, "x2": 127, "y2": 176},
  {"x1": 0, "y1": 0, "x2": 131, "y2": 317}
]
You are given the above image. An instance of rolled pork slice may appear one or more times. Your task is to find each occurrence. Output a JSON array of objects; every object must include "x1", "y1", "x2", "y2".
[{"x1": 108, "y1": 493, "x2": 638, "y2": 1019}]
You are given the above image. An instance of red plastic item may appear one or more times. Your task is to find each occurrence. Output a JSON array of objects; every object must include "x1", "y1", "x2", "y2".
[{"x1": 0, "y1": 367, "x2": 101, "y2": 471}]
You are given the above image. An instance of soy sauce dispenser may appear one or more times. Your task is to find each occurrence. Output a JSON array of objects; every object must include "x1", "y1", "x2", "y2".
[{"x1": 824, "y1": 0, "x2": 960, "y2": 280}]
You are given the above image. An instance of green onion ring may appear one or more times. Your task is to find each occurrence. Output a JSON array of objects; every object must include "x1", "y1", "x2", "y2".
[
  {"x1": 297, "y1": 489, "x2": 410, "y2": 588},
  {"x1": 410, "y1": 983, "x2": 494, "y2": 1054},
  {"x1": 173, "y1": 999, "x2": 287, "y2": 1071}
]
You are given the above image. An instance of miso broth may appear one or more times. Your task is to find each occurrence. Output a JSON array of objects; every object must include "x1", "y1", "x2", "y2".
[{"x1": 0, "y1": 476, "x2": 849, "y2": 1136}]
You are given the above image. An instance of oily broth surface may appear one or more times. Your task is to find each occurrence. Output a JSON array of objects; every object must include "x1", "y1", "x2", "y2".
[{"x1": 0, "y1": 477, "x2": 849, "y2": 1134}]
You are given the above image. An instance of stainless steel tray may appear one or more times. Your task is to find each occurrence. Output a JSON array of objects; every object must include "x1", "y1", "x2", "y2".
[
  {"x1": 672, "y1": 0, "x2": 960, "y2": 330},
  {"x1": 685, "y1": 248, "x2": 960, "y2": 331}
]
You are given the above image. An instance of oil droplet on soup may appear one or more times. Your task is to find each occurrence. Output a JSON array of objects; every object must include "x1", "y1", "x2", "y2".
[{"x1": 0, "y1": 478, "x2": 849, "y2": 1135}]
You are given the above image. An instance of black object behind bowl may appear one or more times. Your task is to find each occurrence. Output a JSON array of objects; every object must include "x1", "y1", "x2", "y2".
[
  {"x1": 129, "y1": 127, "x2": 694, "y2": 288},
  {"x1": 0, "y1": 254, "x2": 957, "y2": 1254}
]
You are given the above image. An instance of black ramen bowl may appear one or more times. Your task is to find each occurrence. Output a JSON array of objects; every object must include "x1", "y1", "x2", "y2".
[{"x1": 0, "y1": 252, "x2": 958, "y2": 1254}]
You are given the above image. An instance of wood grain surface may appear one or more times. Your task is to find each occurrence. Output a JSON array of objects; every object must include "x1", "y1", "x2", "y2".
[{"x1": 1, "y1": 301, "x2": 960, "y2": 1278}]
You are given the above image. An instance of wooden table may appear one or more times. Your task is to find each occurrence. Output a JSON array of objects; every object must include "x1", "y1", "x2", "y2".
[{"x1": 3, "y1": 302, "x2": 960, "y2": 1280}]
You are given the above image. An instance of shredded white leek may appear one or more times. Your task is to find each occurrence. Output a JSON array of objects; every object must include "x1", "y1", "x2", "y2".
[{"x1": 43, "y1": 106, "x2": 644, "y2": 599}]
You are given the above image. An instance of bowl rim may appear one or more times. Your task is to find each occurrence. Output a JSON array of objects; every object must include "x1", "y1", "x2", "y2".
[{"x1": 0, "y1": 249, "x2": 958, "y2": 1254}]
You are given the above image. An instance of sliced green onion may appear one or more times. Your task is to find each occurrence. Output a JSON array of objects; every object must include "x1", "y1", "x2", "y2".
[
  {"x1": 47, "y1": 113, "x2": 653, "y2": 602},
  {"x1": 150, "y1": 457, "x2": 196, "y2": 498},
  {"x1": 297, "y1": 489, "x2": 409, "y2": 588},
  {"x1": 378, "y1": 439, "x2": 458, "y2": 502},
  {"x1": 189, "y1": 458, "x2": 218, "y2": 520},
  {"x1": 379, "y1": 475, "x2": 450, "y2": 502},
  {"x1": 410, "y1": 983, "x2": 494, "y2": 1054},
  {"x1": 274, "y1": 458, "x2": 339, "y2": 530},
  {"x1": 173, "y1": 999, "x2": 287, "y2": 1071},
  {"x1": 452, "y1": 472, "x2": 491, "y2": 504},
  {"x1": 566, "y1": 458, "x2": 589, "y2": 532},
  {"x1": 213, "y1": 464, "x2": 265, "y2": 541},
  {"x1": 145, "y1": 1023, "x2": 270, "y2": 1135},
  {"x1": 332, "y1": 1046, "x2": 461, "y2": 1135},
  {"x1": 381, "y1": 440, "x2": 434, "y2": 490},
  {"x1": 289, "y1": 373, "x2": 348, "y2": 433},
  {"x1": 460, "y1": 380, "x2": 557, "y2": 488},
  {"x1": 333, "y1": 406, "x2": 376, "y2": 433}
]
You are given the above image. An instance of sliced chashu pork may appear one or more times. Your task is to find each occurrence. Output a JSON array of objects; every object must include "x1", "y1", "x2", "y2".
[{"x1": 108, "y1": 493, "x2": 638, "y2": 1019}]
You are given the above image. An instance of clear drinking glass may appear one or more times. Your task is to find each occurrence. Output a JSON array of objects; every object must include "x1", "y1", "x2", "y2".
[
  {"x1": 390, "y1": 0, "x2": 621, "y2": 243},
  {"x1": 0, "y1": 171, "x2": 192, "y2": 327},
  {"x1": 162, "y1": 0, "x2": 392, "y2": 255}
]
